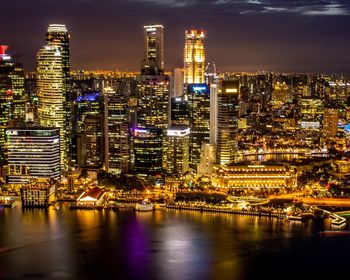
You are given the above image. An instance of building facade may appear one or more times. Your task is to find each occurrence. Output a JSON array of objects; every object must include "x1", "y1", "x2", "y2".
[
  {"x1": 36, "y1": 41, "x2": 67, "y2": 169},
  {"x1": 142, "y1": 24, "x2": 164, "y2": 75},
  {"x1": 132, "y1": 128, "x2": 163, "y2": 182},
  {"x1": 216, "y1": 81, "x2": 240, "y2": 165},
  {"x1": 184, "y1": 29, "x2": 205, "y2": 84},
  {"x1": 188, "y1": 84, "x2": 210, "y2": 170},
  {"x1": 212, "y1": 164, "x2": 298, "y2": 191},
  {"x1": 166, "y1": 126, "x2": 190, "y2": 177},
  {"x1": 5, "y1": 128, "x2": 60, "y2": 187},
  {"x1": 45, "y1": 24, "x2": 71, "y2": 163}
]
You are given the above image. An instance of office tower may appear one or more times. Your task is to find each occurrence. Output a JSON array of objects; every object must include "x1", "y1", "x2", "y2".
[
  {"x1": 166, "y1": 126, "x2": 190, "y2": 177},
  {"x1": 137, "y1": 75, "x2": 169, "y2": 129},
  {"x1": 0, "y1": 46, "x2": 25, "y2": 123},
  {"x1": 141, "y1": 25, "x2": 164, "y2": 75},
  {"x1": 104, "y1": 89, "x2": 130, "y2": 174},
  {"x1": 184, "y1": 29, "x2": 205, "y2": 84},
  {"x1": 133, "y1": 128, "x2": 163, "y2": 182},
  {"x1": 323, "y1": 108, "x2": 338, "y2": 137},
  {"x1": 0, "y1": 46, "x2": 26, "y2": 164},
  {"x1": 188, "y1": 84, "x2": 210, "y2": 170},
  {"x1": 5, "y1": 128, "x2": 60, "y2": 188},
  {"x1": 82, "y1": 113, "x2": 103, "y2": 169},
  {"x1": 36, "y1": 41, "x2": 67, "y2": 169},
  {"x1": 72, "y1": 91, "x2": 103, "y2": 167},
  {"x1": 74, "y1": 91, "x2": 103, "y2": 133},
  {"x1": 216, "y1": 81, "x2": 240, "y2": 165},
  {"x1": 197, "y1": 143, "x2": 216, "y2": 176},
  {"x1": 210, "y1": 83, "x2": 218, "y2": 145},
  {"x1": 45, "y1": 24, "x2": 72, "y2": 162},
  {"x1": 170, "y1": 95, "x2": 190, "y2": 126},
  {"x1": 172, "y1": 68, "x2": 184, "y2": 97}
]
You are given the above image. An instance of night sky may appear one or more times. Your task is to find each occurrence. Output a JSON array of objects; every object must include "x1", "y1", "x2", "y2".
[{"x1": 2, "y1": 0, "x2": 350, "y2": 73}]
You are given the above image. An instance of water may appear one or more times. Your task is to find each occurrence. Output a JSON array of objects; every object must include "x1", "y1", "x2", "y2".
[{"x1": 0, "y1": 203, "x2": 349, "y2": 280}]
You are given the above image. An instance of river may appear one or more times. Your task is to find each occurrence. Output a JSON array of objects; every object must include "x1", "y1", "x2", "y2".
[{"x1": 0, "y1": 203, "x2": 349, "y2": 280}]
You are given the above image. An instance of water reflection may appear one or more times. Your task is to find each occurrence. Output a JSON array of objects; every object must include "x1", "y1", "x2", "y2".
[{"x1": 0, "y1": 204, "x2": 349, "y2": 280}]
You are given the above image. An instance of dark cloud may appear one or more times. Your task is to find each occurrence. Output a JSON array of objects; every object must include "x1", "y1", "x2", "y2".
[{"x1": 1, "y1": 0, "x2": 350, "y2": 72}]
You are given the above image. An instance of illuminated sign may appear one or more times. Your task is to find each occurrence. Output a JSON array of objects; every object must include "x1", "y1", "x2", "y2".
[
  {"x1": 175, "y1": 97, "x2": 182, "y2": 102},
  {"x1": 189, "y1": 84, "x2": 209, "y2": 93},
  {"x1": 6, "y1": 130, "x2": 18, "y2": 136},
  {"x1": 193, "y1": 86, "x2": 207, "y2": 91},
  {"x1": 146, "y1": 27, "x2": 156, "y2": 32},
  {"x1": 134, "y1": 128, "x2": 149, "y2": 137},
  {"x1": 167, "y1": 128, "x2": 190, "y2": 136},
  {"x1": 226, "y1": 88, "x2": 238, "y2": 93}
]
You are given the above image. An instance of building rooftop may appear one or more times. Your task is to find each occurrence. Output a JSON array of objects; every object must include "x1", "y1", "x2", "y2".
[{"x1": 78, "y1": 187, "x2": 105, "y2": 201}]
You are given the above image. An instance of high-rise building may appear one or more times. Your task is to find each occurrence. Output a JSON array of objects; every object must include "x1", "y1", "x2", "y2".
[
  {"x1": 170, "y1": 95, "x2": 190, "y2": 126},
  {"x1": 82, "y1": 113, "x2": 103, "y2": 169},
  {"x1": 0, "y1": 46, "x2": 26, "y2": 163},
  {"x1": 217, "y1": 81, "x2": 240, "y2": 165},
  {"x1": 210, "y1": 83, "x2": 218, "y2": 145},
  {"x1": 132, "y1": 127, "x2": 163, "y2": 182},
  {"x1": 197, "y1": 143, "x2": 216, "y2": 176},
  {"x1": 172, "y1": 68, "x2": 184, "y2": 97},
  {"x1": 5, "y1": 128, "x2": 60, "y2": 187},
  {"x1": 166, "y1": 126, "x2": 190, "y2": 177},
  {"x1": 72, "y1": 91, "x2": 103, "y2": 167},
  {"x1": 104, "y1": 89, "x2": 130, "y2": 174},
  {"x1": 187, "y1": 84, "x2": 210, "y2": 170},
  {"x1": 184, "y1": 29, "x2": 205, "y2": 84},
  {"x1": 36, "y1": 41, "x2": 67, "y2": 169},
  {"x1": 141, "y1": 25, "x2": 164, "y2": 75},
  {"x1": 137, "y1": 75, "x2": 169, "y2": 129},
  {"x1": 45, "y1": 24, "x2": 72, "y2": 163},
  {"x1": 323, "y1": 108, "x2": 338, "y2": 138}
]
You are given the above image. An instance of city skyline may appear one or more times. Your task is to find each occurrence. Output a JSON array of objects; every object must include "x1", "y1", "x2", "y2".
[{"x1": 2, "y1": 0, "x2": 350, "y2": 73}]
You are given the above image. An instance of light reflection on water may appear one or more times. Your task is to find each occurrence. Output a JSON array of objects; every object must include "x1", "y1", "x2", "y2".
[{"x1": 0, "y1": 204, "x2": 349, "y2": 280}]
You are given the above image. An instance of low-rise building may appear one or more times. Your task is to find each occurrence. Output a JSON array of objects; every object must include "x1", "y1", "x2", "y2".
[
  {"x1": 20, "y1": 179, "x2": 56, "y2": 207},
  {"x1": 76, "y1": 187, "x2": 108, "y2": 207},
  {"x1": 212, "y1": 163, "x2": 297, "y2": 191}
]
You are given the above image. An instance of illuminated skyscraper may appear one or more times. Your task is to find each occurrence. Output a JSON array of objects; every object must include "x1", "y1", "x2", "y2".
[
  {"x1": 184, "y1": 29, "x2": 205, "y2": 84},
  {"x1": 133, "y1": 128, "x2": 163, "y2": 182},
  {"x1": 36, "y1": 42, "x2": 67, "y2": 169},
  {"x1": 166, "y1": 126, "x2": 190, "y2": 177},
  {"x1": 5, "y1": 128, "x2": 60, "y2": 187},
  {"x1": 142, "y1": 24, "x2": 164, "y2": 75},
  {"x1": 216, "y1": 81, "x2": 240, "y2": 165},
  {"x1": 72, "y1": 91, "x2": 103, "y2": 167},
  {"x1": 0, "y1": 46, "x2": 25, "y2": 164},
  {"x1": 104, "y1": 88, "x2": 130, "y2": 174},
  {"x1": 170, "y1": 95, "x2": 190, "y2": 126},
  {"x1": 188, "y1": 84, "x2": 210, "y2": 170},
  {"x1": 45, "y1": 24, "x2": 72, "y2": 162},
  {"x1": 137, "y1": 75, "x2": 169, "y2": 129},
  {"x1": 83, "y1": 113, "x2": 103, "y2": 169}
]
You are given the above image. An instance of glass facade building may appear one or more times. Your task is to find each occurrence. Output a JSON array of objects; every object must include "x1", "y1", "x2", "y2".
[{"x1": 5, "y1": 128, "x2": 60, "y2": 186}]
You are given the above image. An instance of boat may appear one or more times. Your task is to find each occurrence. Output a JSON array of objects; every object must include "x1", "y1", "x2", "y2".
[
  {"x1": 135, "y1": 199, "x2": 154, "y2": 212},
  {"x1": 319, "y1": 230, "x2": 350, "y2": 237}
]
